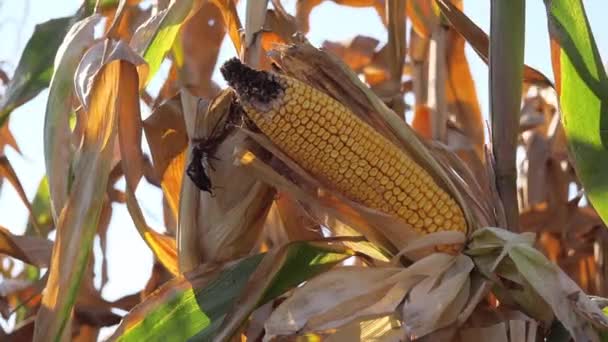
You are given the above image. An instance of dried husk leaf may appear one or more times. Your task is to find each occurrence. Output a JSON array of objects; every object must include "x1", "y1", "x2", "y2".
[
  {"x1": 234, "y1": 145, "x2": 395, "y2": 260},
  {"x1": 264, "y1": 196, "x2": 324, "y2": 244},
  {"x1": 215, "y1": 240, "x2": 355, "y2": 341},
  {"x1": 178, "y1": 90, "x2": 274, "y2": 272},
  {"x1": 402, "y1": 254, "x2": 473, "y2": 338},
  {"x1": 468, "y1": 227, "x2": 607, "y2": 341},
  {"x1": 264, "y1": 253, "x2": 458, "y2": 340},
  {"x1": 325, "y1": 315, "x2": 404, "y2": 342}
]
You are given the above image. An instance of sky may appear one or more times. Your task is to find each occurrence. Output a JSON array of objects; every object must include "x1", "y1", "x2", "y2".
[{"x1": 0, "y1": 0, "x2": 608, "y2": 336}]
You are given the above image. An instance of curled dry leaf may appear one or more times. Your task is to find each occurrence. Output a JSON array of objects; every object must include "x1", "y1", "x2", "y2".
[
  {"x1": 75, "y1": 37, "x2": 148, "y2": 111},
  {"x1": 45, "y1": 14, "x2": 102, "y2": 221}
]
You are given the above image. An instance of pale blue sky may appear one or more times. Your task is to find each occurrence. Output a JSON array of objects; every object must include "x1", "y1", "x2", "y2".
[{"x1": 0, "y1": 0, "x2": 607, "y2": 324}]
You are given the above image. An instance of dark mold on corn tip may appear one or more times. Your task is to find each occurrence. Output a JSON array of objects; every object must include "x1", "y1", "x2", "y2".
[{"x1": 220, "y1": 58, "x2": 284, "y2": 106}]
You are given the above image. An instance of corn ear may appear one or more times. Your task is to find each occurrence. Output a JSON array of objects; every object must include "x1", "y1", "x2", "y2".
[{"x1": 221, "y1": 58, "x2": 467, "y2": 236}]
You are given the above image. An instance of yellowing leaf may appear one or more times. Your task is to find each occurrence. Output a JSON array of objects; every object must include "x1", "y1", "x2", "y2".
[
  {"x1": 33, "y1": 40, "x2": 144, "y2": 342},
  {"x1": 45, "y1": 14, "x2": 101, "y2": 220}
]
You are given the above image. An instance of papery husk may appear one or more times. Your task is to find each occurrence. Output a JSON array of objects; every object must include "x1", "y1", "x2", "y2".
[
  {"x1": 178, "y1": 89, "x2": 274, "y2": 272},
  {"x1": 263, "y1": 253, "x2": 461, "y2": 340},
  {"x1": 468, "y1": 227, "x2": 608, "y2": 341}
]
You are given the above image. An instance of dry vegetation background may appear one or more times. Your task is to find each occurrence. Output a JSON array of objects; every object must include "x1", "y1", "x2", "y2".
[{"x1": 0, "y1": 0, "x2": 608, "y2": 341}]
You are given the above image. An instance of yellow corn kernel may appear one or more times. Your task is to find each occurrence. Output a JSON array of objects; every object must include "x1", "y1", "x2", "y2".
[{"x1": 221, "y1": 58, "x2": 467, "y2": 236}]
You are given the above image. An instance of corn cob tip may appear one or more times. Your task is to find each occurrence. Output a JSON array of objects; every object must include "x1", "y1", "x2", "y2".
[{"x1": 221, "y1": 58, "x2": 284, "y2": 110}]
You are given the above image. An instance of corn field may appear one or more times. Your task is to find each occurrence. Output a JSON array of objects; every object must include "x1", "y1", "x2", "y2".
[{"x1": 1, "y1": 0, "x2": 608, "y2": 341}]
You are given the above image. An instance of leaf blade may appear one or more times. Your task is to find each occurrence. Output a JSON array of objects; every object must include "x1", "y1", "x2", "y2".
[
  {"x1": 0, "y1": 17, "x2": 73, "y2": 125},
  {"x1": 543, "y1": 0, "x2": 608, "y2": 227}
]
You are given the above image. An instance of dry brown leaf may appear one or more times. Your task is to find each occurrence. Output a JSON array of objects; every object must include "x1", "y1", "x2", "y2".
[
  {"x1": 118, "y1": 59, "x2": 145, "y2": 190},
  {"x1": 264, "y1": 253, "x2": 458, "y2": 339},
  {"x1": 178, "y1": 2, "x2": 225, "y2": 98},
  {"x1": 0, "y1": 277, "x2": 46, "y2": 319},
  {"x1": 412, "y1": 104, "x2": 433, "y2": 139},
  {"x1": 0, "y1": 156, "x2": 40, "y2": 233},
  {"x1": 112, "y1": 51, "x2": 179, "y2": 275},
  {"x1": 322, "y1": 36, "x2": 380, "y2": 72},
  {"x1": 143, "y1": 94, "x2": 188, "y2": 222},
  {"x1": 125, "y1": 190, "x2": 179, "y2": 276},
  {"x1": 210, "y1": 0, "x2": 243, "y2": 53},
  {"x1": 0, "y1": 226, "x2": 52, "y2": 268},
  {"x1": 106, "y1": 0, "x2": 150, "y2": 42},
  {"x1": 445, "y1": 26, "x2": 484, "y2": 160},
  {"x1": 0, "y1": 123, "x2": 19, "y2": 155},
  {"x1": 436, "y1": 0, "x2": 553, "y2": 88},
  {"x1": 162, "y1": 194, "x2": 177, "y2": 234},
  {"x1": 275, "y1": 194, "x2": 324, "y2": 241},
  {"x1": 406, "y1": 0, "x2": 440, "y2": 38}
]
